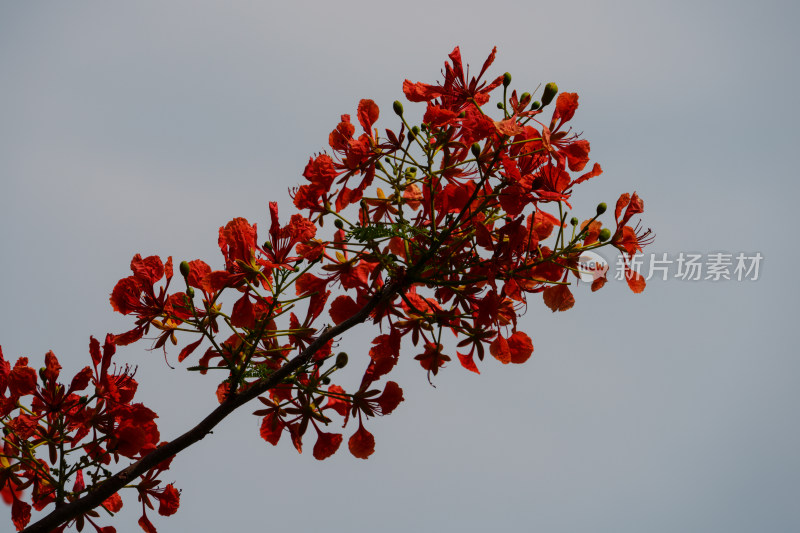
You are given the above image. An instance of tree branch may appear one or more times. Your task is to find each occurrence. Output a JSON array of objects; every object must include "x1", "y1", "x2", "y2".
[{"x1": 21, "y1": 279, "x2": 401, "y2": 533}]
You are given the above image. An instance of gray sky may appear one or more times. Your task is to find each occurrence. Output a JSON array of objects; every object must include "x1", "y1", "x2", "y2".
[{"x1": 2, "y1": 1, "x2": 798, "y2": 532}]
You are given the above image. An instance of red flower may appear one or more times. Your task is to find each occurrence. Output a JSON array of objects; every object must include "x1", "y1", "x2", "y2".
[
  {"x1": 611, "y1": 192, "x2": 654, "y2": 256},
  {"x1": 414, "y1": 342, "x2": 450, "y2": 378},
  {"x1": 403, "y1": 46, "x2": 504, "y2": 112},
  {"x1": 263, "y1": 202, "x2": 316, "y2": 269}
]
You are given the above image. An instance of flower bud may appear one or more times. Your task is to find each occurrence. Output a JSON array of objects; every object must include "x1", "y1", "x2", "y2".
[
  {"x1": 39, "y1": 367, "x2": 47, "y2": 381},
  {"x1": 596, "y1": 202, "x2": 607, "y2": 215},
  {"x1": 541, "y1": 82, "x2": 558, "y2": 106},
  {"x1": 179, "y1": 260, "x2": 191, "y2": 278},
  {"x1": 520, "y1": 92, "x2": 531, "y2": 102},
  {"x1": 530, "y1": 100, "x2": 541, "y2": 110},
  {"x1": 321, "y1": 376, "x2": 331, "y2": 385},
  {"x1": 471, "y1": 143, "x2": 481, "y2": 158},
  {"x1": 497, "y1": 102, "x2": 505, "y2": 110},
  {"x1": 334, "y1": 219, "x2": 344, "y2": 230},
  {"x1": 393, "y1": 100, "x2": 404, "y2": 116},
  {"x1": 570, "y1": 217, "x2": 579, "y2": 226},
  {"x1": 599, "y1": 228, "x2": 612, "y2": 242},
  {"x1": 458, "y1": 111, "x2": 466, "y2": 118},
  {"x1": 263, "y1": 241, "x2": 273, "y2": 251},
  {"x1": 335, "y1": 352, "x2": 348, "y2": 368},
  {"x1": 503, "y1": 72, "x2": 512, "y2": 87},
  {"x1": 186, "y1": 287, "x2": 195, "y2": 299}
]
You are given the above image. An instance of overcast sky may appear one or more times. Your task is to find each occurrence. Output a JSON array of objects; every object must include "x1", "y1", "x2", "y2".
[{"x1": 2, "y1": 1, "x2": 799, "y2": 532}]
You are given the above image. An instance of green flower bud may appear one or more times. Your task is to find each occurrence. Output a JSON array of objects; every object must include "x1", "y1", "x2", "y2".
[
  {"x1": 334, "y1": 219, "x2": 344, "y2": 230},
  {"x1": 321, "y1": 376, "x2": 331, "y2": 385},
  {"x1": 530, "y1": 100, "x2": 541, "y2": 110},
  {"x1": 570, "y1": 217, "x2": 579, "y2": 226},
  {"x1": 263, "y1": 241, "x2": 273, "y2": 251},
  {"x1": 335, "y1": 352, "x2": 348, "y2": 368},
  {"x1": 497, "y1": 102, "x2": 505, "y2": 110},
  {"x1": 39, "y1": 367, "x2": 47, "y2": 381},
  {"x1": 599, "y1": 228, "x2": 612, "y2": 242},
  {"x1": 520, "y1": 92, "x2": 531, "y2": 102},
  {"x1": 503, "y1": 72, "x2": 512, "y2": 87},
  {"x1": 179, "y1": 260, "x2": 191, "y2": 278},
  {"x1": 186, "y1": 287, "x2": 195, "y2": 299},
  {"x1": 596, "y1": 202, "x2": 607, "y2": 215},
  {"x1": 471, "y1": 143, "x2": 481, "y2": 158},
  {"x1": 393, "y1": 100, "x2": 404, "y2": 116},
  {"x1": 541, "y1": 82, "x2": 558, "y2": 106},
  {"x1": 375, "y1": 161, "x2": 384, "y2": 172},
  {"x1": 458, "y1": 111, "x2": 466, "y2": 118}
]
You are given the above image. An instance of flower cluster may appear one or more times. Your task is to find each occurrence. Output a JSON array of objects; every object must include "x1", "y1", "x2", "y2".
[
  {"x1": 0, "y1": 335, "x2": 178, "y2": 532},
  {"x1": 2, "y1": 46, "x2": 651, "y2": 533}
]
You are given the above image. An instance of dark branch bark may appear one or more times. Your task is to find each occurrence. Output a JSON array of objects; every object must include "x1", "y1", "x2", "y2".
[{"x1": 22, "y1": 280, "x2": 400, "y2": 533}]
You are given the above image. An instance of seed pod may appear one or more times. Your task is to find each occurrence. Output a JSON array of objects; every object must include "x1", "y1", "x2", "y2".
[
  {"x1": 596, "y1": 202, "x2": 607, "y2": 215},
  {"x1": 179, "y1": 260, "x2": 191, "y2": 278},
  {"x1": 541, "y1": 82, "x2": 558, "y2": 106},
  {"x1": 393, "y1": 100, "x2": 404, "y2": 116},
  {"x1": 599, "y1": 228, "x2": 612, "y2": 242}
]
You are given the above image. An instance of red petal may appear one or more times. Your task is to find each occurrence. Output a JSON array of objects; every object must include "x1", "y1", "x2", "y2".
[
  {"x1": 8, "y1": 361, "x2": 36, "y2": 397},
  {"x1": 543, "y1": 285, "x2": 575, "y2": 312},
  {"x1": 102, "y1": 493, "x2": 123, "y2": 513},
  {"x1": 230, "y1": 293, "x2": 256, "y2": 329},
  {"x1": 626, "y1": 268, "x2": 646, "y2": 293},
  {"x1": 43, "y1": 351, "x2": 61, "y2": 382},
  {"x1": 329, "y1": 295, "x2": 360, "y2": 325},
  {"x1": 68, "y1": 366, "x2": 93, "y2": 393},
  {"x1": 402, "y1": 80, "x2": 442, "y2": 102},
  {"x1": 177, "y1": 338, "x2": 203, "y2": 363},
  {"x1": 456, "y1": 351, "x2": 480, "y2": 374},
  {"x1": 489, "y1": 335, "x2": 511, "y2": 364},
  {"x1": 554, "y1": 92, "x2": 579, "y2": 123},
  {"x1": 375, "y1": 381, "x2": 404, "y2": 415},
  {"x1": 507, "y1": 331, "x2": 533, "y2": 364},
  {"x1": 138, "y1": 514, "x2": 157, "y2": 533},
  {"x1": 260, "y1": 413, "x2": 284, "y2": 445},
  {"x1": 357, "y1": 99, "x2": 380, "y2": 133},
  {"x1": 313, "y1": 431, "x2": 343, "y2": 460},
  {"x1": 348, "y1": 423, "x2": 375, "y2": 459},
  {"x1": 12, "y1": 497, "x2": 31, "y2": 531},
  {"x1": 591, "y1": 275, "x2": 607, "y2": 292},
  {"x1": 109, "y1": 276, "x2": 141, "y2": 315}
]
